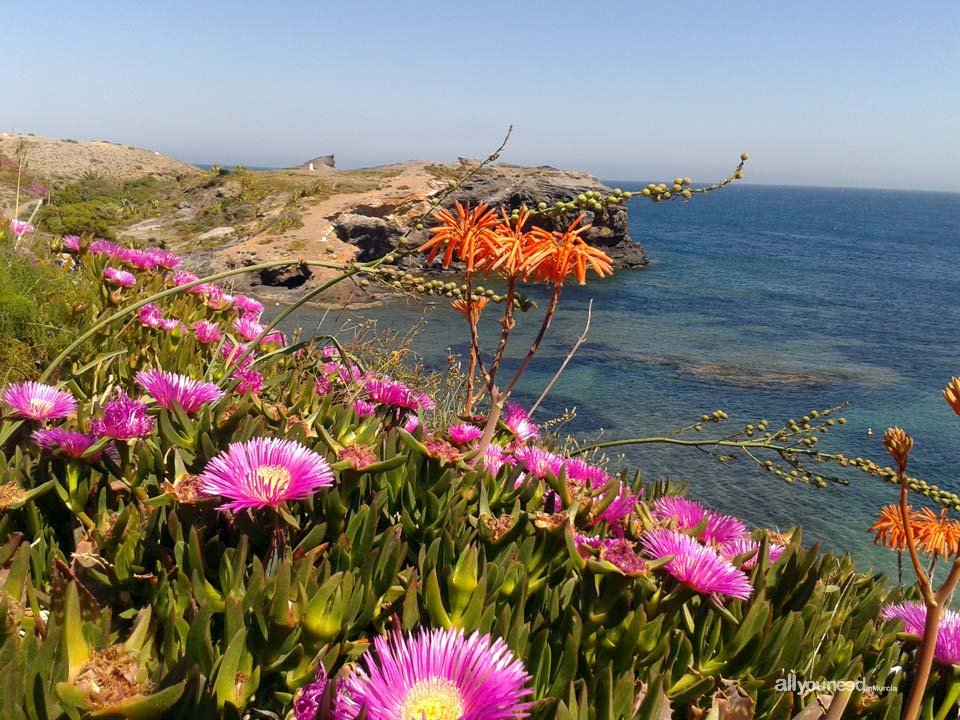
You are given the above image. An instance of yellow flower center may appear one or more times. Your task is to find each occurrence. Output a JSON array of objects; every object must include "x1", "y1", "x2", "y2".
[
  {"x1": 400, "y1": 678, "x2": 464, "y2": 720},
  {"x1": 256, "y1": 465, "x2": 291, "y2": 498},
  {"x1": 28, "y1": 399, "x2": 55, "y2": 417}
]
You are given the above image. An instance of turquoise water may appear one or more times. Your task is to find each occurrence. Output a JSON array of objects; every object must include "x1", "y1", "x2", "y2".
[{"x1": 275, "y1": 185, "x2": 960, "y2": 576}]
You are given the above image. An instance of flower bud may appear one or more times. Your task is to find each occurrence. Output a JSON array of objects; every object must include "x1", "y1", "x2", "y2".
[
  {"x1": 943, "y1": 376, "x2": 960, "y2": 416},
  {"x1": 882, "y1": 427, "x2": 913, "y2": 474}
]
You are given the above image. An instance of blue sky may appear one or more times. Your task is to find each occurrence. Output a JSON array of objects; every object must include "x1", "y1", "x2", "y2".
[{"x1": 6, "y1": 1, "x2": 959, "y2": 190}]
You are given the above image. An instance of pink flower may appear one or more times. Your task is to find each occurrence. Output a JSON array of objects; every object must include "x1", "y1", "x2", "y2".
[
  {"x1": 335, "y1": 628, "x2": 532, "y2": 720},
  {"x1": 135, "y1": 370, "x2": 225, "y2": 413},
  {"x1": 402, "y1": 414, "x2": 420, "y2": 433},
  {"x1": 449, "y1": 423, "x2": 483, "y2": 445},
  {"x1": 294, "y1": 665, "x2": 329, "y2": 720},
  {"x1": 145, "y1": 247, "x2": 182, "y2": 269},
  {"x1": 203, "y1": 284, "x2": 234, "y2": 310},
  {"x1": 652, "y1": 496, "x2": 749, "y2": 546},
  {"x1": 720, "y1": 538, "x2": 786, "y2": 570},
  {"x1": 172, "y1": 271, "x2": 203, "y2": 291},
  {"x1": 503, "y1": 404, "x2": 539, "y2": 443},
  {"x1": 32, "y1": 428, "x2": 117, "y2": 461},
  {"x1": 137, "y1": 304, "x2": 163, "y2": 328},
  {"x1": 232, "y1": 315, "x2": 265, "y2": 342},
  {"x1": 233, "y1": 294, "x2": 264, "y2": 318},
  {"x1": 513, "y1": 446, "x2": 564, "y2": 479},
  {"x1": 158, "y1": 317, "x2": 183, "y2": 334},
  {"x1": 365, "y1": 377, "x2": 419, "y2": 411},
  {"x1": 91, "y1": 391, "x2": 154, "y2": 439},
  {"x1": 354, "y1": 400, "x2": 376, "y2": 418},
  {"x1": 642, "y1": 528, "x2": 753, "y2": 600},
  {"x1": 234, "y1": 368, "x2": 263, "y2": 395},
  {"x1": 61, "y1": 235, "x2": 80, "y2": 252},
  {"x1": 2, "y1": 381, "x2": 77, "y2": 420},
  {"x1": 260, "y1": 330, "x2": 286, "y2": 348},
  {"x1": 593, "y1": 482, "x2": 641, "y2": 527},
  {"x1": 9, "y1": 219, "x2": 34, "y2": 237},
  {"x1": 472, "y1": 443, "x2": 514, "y2": 476},
  {"x1": 314, "y1": 376, "x2": 332, "y2": 395},
  {"x1": 192, "y1": 320, "x2": 222, "y2": 344},
  {"x1": 221, "y1": 342, "x2": 255, "y2": 370},
  {"x1": 882, "y1": 602, "x2": 960, "y2": 666},
  {"x1": 89, "y1": 239, "x2": 121, "y2": 257},
  {"x1": 116, "y1": 247, "x2": 160, "y2": 270},
  {"x1": 576, "y1": 534, "x2": 647, "y2": 575},
  {"x1": 199, "y1": 437, "x2": 335, "y2": 511},
  {"x1": 104, "y1": 267, "x2": 137, "y2": 288}
]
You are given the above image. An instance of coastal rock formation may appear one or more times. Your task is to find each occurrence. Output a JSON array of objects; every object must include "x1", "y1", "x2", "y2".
[
  {"x1": 333, "y1": 213, "x2": 403, "y2": 262},
  {"x1": 299, "y1": 154, "x2": 336, "y2": 170},
  {"x1": 441, "y1": 161, "x2": 646, "y2": 268}
]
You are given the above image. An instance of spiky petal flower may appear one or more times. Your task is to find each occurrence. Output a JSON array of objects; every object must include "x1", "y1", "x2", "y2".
[
  {"x1": 944, "y1": 377, "x2": 960, "y2": 416},
  {"x1": 335, "y1": 627, "x2": 533, "y2": 720},
  {"x1": 193, "y1": 320, "x2": 222, "y2": 344},
  {"x1": 137, "y1": 303, "x2": 163, "y2": 328},
  {"x1": 232, "y1": 315, "x2": 265, "y2": 342},
  {"x1": 103, "y1": 267, "x2": 137, "y2": 288},
  {"x1": 158, "y1": 317, "x2": 183, "y2": 334},
  {"x1": 593, "y1": 482, "x2": 642, "y2": 527},
  {"x1": 61, "y1": 235, "x2": 80, "y2": 252},
  {"x1": 503, "y1": 404, "x2": 539, "y2": 443},
  {"x1": 642, "y1": 528, "x2": 753, "y2": 600},
  {"x1": 720, "y1": 538, "x2": 786, "y2": 570},
  {"x1": 32, "y1": 428, "x2": 117, "y2": 461},
  {"x1": 234, "y1": 368, "x2": 263, "y2": 396},
  {"x1": 513, "y1": 446, "x2": 564, "y2": 479},
  {"x1": 652, "y1": 496, "x2": 748, "y2": 545},
  {"x1": 365, "y1": 377, "x2": 419, "y2": 411},
  {"x1": 10, "y1": 219, "x2": 34, "y2": 236},
  {"x1": 221, "y1": 342, "x2": 255, "y2": 370},
  {"x1": 135, "y1": 370, "x2": 225, "y2": 413},
  {"x1": 2, "y1": 381, "x2": 77, "y2": 421},
  {"x1": 314, "y1": 376, "x2": 332, "y2": 396},
  {"x1": 881, "y1": 602, "x2": 960, "y2": 666},
  {"x1": 89, "y1": 239, "x2": 121, "y2": 257},
  {"x1": 199, "y1": 437, "x2": 335, "y2": 511},
  {"x1": 92, "y1": 391, "x2": 154, "y2": 439},
  {"x1": 472, "y1": 443, "x2": 514, "y2": 475},
  {"x1": 449, "y1": 423, "x2": 483, "y2": 445},
  {"x1": 145, "y1": 247, "x2": 182, "y2": 269},
  {"x1": 354, "y1": 400, "x2": 376, "y2": 418},
  {"x1": 294, "y1": 665, "x2": 330, "y2": 720},
  {"x1": 233, "y1": 294, "x2": 264, "y2": 318}
]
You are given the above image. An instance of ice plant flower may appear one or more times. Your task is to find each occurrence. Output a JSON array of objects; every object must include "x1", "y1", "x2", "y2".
[
  {"x1": 32, "y1": 428, "x2": 117, "y2": 461},
  {"x1": 192, "y1": 320, "x2": 222, "y2": 343},
  {"x1": 61, "y1": 234, "x2": 81, "y2": 252},
  {"x1": 472, "y1": 443, "x2": 513, "y2": 475},
  {"x1": 145, "y1": 247, "x2": 182, "y2": 269},
  {"x1": 503, "y1": 404, "x2": 539, "y2": 443},
  {"x1": 365, "y1": 377, "x2": 419, "y2": 411},
  {"x1": 593, "y1": 482, "x2": 642, "y2": 527},
  {"x1": 642, "y1": 528, "x2": 753, "y2": 600},
  {"x1": 882, "y1": 602, "x2": 960, "y2": 666},
  {"x1": 335, "y1": 627, "x2": 533, "y2": 720},
  {"x1": 89, "y1": 239, "x2": 121, "y2": 257},
  {"x1": 401, "y1": 414, "x2": 420, "y2": 433},
  {"x1": 652, "y1": 496, "x2": 748, "y2": 545},
  {"x1": 137, "y1": 303, "x2": 163, "y2": 328},
  {"x1": 294, "y1": 665, "x2": 329, "y2": 720},
  {"x1": 233, "y1": 368, "x2": 264, "y2": 396},
  {"x1": 2, "y1": 381, "x2": 77, "y2": 421},
  {"x1": 203, "y1": 284, "x2": 235, "y2": 310},
  {"x1": 233, "y1": 294, "x2": 264, "y2": 318},
  {"x1": 9, "y1": 219, "x2": 34, "y2": 236},
  {"x1": 233, "y1": 315, "x2": 265, "y2": 342},
  {"x1": 135, "y1": 370, "x2": 225, "y2": 413},
  {"x1": 158, "y1": 317, "x2": 183, "y2": 334},
  {"x1": 513, "y1": 446, "x2": 564, "y2": 479},
  {"x1": 314, "y1": 375, "x2": 332, "y2": 396},
  {"x1": 172, "y1": 270, "x2": 203, "y2": 290},
  {"x1": 720, "y1": 538, "x2": 786, "y2": 570},
  {"x1": 92, "y1": 391, "x2": 155, "y2": 439},
  {"x1": 103, "y1": 267, "x2": 137, "y2": 288},
  {"x1": 448, "y1": 422, "x2": 483, "y2": 445},
  {"x1": 199, "y1": 437, "x2": 334, "y2": 511},
  {"x1": 353, "y1": 400, "x2": 376, "y2": 418},
  {"x1": 260, "y1": 330, "x2": 286, "y2": 347},
  {"x1": 221, "y1": 342, "x2": 255, "y2": 370}
]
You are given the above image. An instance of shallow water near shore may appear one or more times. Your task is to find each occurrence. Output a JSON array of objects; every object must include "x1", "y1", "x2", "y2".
[{"x1": 273, "y1": 184, "x2": 960, "y2": 578}]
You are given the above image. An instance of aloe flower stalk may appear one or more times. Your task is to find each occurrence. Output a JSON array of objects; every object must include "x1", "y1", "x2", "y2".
[
  {"x1": 135, "y1": 370, "x2": 225, "y2": 413},
  {"x1": 2, "y1": 381, "x2": 77, "y2": 420},
  {"x1": 199, "y1": 437, "x2": 334, "y2": 511},
  {"x1": 335, "y1": 627, "x2": 533, "y2": 720}
]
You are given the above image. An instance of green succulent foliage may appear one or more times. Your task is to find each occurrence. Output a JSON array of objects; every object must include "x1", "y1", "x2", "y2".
[{"x1": 0, "y1": 238, "x2": 951, "y2": 719}]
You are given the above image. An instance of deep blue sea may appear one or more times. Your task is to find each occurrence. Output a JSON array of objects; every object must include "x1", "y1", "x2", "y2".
[{"x1": 276, "y1": 184, "x2": 960, "y2": 576}]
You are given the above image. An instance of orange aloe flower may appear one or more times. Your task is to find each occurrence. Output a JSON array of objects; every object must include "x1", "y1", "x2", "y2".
[
  {"x1": 914, "y1": 507, "x2": 960, "y2": 557},
  {"x1": 526, "y1": 215, "x2": 614, "y2": 285},
  {"x1": 944, "y1": 376, "x2": 960, "y2": 416},
  {"x1": 870, "y1": 504, "x2": 920, "y2": 551},
  {"x1": 452, "y1": 295, "x2": 489, "y2": 323},
  {"x1": 421, "y1": 201, "x2": 498, "y2": 270},
  {"x1": 474, "y1": 206, "x2": 549, "y2": 280}
]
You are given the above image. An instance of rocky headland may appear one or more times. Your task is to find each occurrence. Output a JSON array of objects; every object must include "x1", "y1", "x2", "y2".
[{"x1": 1, "y1": 135, "x2": 647, "y2": 306}]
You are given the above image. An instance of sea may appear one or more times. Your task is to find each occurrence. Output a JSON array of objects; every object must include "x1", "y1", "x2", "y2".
[{"x1": 273, "y1": 184, "x2": 960, "y2": 577}]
